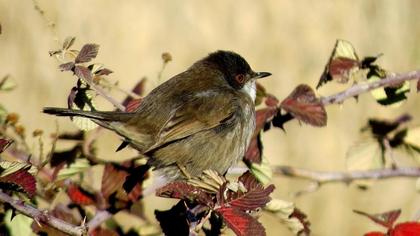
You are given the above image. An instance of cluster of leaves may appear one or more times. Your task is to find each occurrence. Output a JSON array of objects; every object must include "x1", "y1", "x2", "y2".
[
  {"x1": 0, "y1": 38, "x2": 419, "y2": 236},
  {"x1": 346, "y1": 114, "x2": 420, "y2": 186},
  {"x1": 354, "y1": 209, "x2": 420, "y2": 235},
  {"x1": 155, "y1": 171, "x2": 274, "y2": 235}
]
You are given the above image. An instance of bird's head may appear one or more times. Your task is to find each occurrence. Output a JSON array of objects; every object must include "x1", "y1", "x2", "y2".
[{"x1": 203, "y1": 50, "x2": 271, "y2": 90}]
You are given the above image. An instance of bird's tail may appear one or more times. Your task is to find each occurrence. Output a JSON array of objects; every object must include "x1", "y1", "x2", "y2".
[{"x1": 43, "y1": 107, "x2": 133, "y2": 122}]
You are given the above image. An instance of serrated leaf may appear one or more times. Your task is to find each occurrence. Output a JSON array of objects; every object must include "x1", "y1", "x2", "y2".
[
  {"x1": 0, "y1": 75, "x2": 17, "y2": 91},
  {"x1": 0, "y1": 168, "x2": 36, "y2": 197},
  {"x1": 75, "y1": 44, "x2": 99, "y2": 63},
  {"x1": 280, "y1": 84, "x2": 327, "y2": 127},
  {"x1": 156, "y1": 182, "x2": 213, "y2": 206},
  {"x1": 0, "y1": 161, "x2": 36, "y2": 177},
  {"x1": 354, "y1": 209, "x2": 401, "y2": 229},
  {"x1": 317, "y1": 39, "x2": 360, "y2": 88},
  {"x1": 188, "y1": 169, "x2": 227, "y2": 193},
  {"x1": 62, "y1": 36, "x2": 76, "y2": 50},
  {"x1": 223, "y1": 172, "x2": 274, "y2": 211},
  {"x1": 56, "y1": 159, "x2": 90, "y2": 181},
  {"x1": 216, "y1": 207, "x2": 266, "y2": 236}
]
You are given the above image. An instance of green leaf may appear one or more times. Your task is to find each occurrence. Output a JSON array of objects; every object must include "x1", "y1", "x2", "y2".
[
  {"x1": 56, "y1": 159, "x2": 90, "y2": 181},
  {"x1": 0, "y1": 75, "x2": 17, "y2": 91},
  {"x1": 264, "y1": 199, "x2": 305, "y2": 235},
  {"x1": 249, "y1": 155, "x2": 273, "y2": 185},
  {"x1": 0, "y1": 161, "x2": 37, "y2": 177},
  {"x1": 5, "y1": 210, "x2": 32, "y2": 236},
  {"x1": 370, "y1": 76, "x2": 410, "y2": 107},
  {"x1": 346, "y1": 139, "x2": 384, "y2": 171},
  {"x1": 0, "y1": 104, "x2": 7, "y2": 124}
]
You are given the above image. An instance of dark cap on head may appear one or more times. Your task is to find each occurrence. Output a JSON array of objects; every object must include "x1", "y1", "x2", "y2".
[{"x1": 203, "y1": 50, "x2": 252, "y2": 88}]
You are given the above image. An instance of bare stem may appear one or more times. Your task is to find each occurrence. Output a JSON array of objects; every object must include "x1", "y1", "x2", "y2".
[
  {"x1": 273, "y1": 166, "x2": 420, "y2": 184},
  {"x1": 321, "y1": 70, "x2": 420, "y2": 105},
  {"x1": 0, "y1": 190, "x2": 87, "y2": 236}
]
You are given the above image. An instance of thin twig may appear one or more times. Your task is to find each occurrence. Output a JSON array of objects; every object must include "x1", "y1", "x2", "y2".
[
  {"x1": 0, "y1": 190, "x2": 87, "y2": 236},
  {"x1": 273, "y1": 166, "x2": 420, "y2": 184},
  {"x1": 86, "y1": 210, "x2": 112, "y2": 232},
  {"x1": 321, "y1": 70, "x2": 420, "y2": 105}
]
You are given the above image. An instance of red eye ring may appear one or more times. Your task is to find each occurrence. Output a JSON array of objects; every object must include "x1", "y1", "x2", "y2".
[{"x1": 235, "y1": 74, "x2": 246, "y2": 84}]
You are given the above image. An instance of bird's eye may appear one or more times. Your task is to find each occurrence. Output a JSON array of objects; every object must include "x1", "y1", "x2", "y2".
[{"x1": 235, "y1": 74, "x2": 246, "y2": 84}]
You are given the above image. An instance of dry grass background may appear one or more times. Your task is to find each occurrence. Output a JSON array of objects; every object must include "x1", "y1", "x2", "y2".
[{"x1": 1, "y1": 0, "x2": 420, "y2": 235}]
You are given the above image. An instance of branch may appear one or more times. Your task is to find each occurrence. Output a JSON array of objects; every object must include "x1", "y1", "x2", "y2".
[
  {"x1": 274, "y1": 166, "x2": 420, "y2": 184},
  {"x1": 0, "y1": 190, "x2": 87, "y2": 236},
  {"x1": 321, "y1": 70, "x2": 420, "y2": 105}
]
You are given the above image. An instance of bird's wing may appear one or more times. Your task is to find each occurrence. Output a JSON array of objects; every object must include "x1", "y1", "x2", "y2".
[{"x1": 145, "y1": 92, "x2": 238, "y2": 153}]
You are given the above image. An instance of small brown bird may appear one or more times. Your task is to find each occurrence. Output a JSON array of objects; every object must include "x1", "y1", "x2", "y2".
[{"x1": 44, "y1": 50, "x2": 271, "y2": 182}]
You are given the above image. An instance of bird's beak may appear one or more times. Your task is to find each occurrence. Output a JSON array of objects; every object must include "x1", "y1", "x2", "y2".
[{"x1": 253, "y1": 71, "x2": 272, "y2": 79}]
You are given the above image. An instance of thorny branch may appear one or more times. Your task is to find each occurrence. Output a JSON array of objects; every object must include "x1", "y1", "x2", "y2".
[
  {"x1": 0, "y1": 190, "x2": 87, "y2": 236},
  {"x1": 321, "y1": 70, "x2": 420, "y2": 105},
  {"x1": 274, "y1": 166, "x2": 420, "y2": 184},
  {"x1": 0, "y1": 51, "x2": 419, "y2": 235}
]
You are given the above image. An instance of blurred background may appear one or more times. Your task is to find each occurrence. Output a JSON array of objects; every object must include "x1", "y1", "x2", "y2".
[{"x1": 1, "y1": 0, "x2": 420, "y2": 235}]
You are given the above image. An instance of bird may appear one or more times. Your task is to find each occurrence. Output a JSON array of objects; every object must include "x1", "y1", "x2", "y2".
[{"x1": 44, "y1": 50, "x2": 271, "y2": 183}]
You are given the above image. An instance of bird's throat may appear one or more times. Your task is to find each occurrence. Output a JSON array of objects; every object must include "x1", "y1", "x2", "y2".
[{"x1": 241, "y1": 80, "x2": 256, "y2": 102}]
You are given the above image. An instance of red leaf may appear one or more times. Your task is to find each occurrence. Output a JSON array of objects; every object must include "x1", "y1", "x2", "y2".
[
  {"x1": 75, "y1": 44, "x2": 99, "y2": 63},
  {"x1": 224, "y1": 172, "x2": 275, "y2": 211},
  {"x1": 354, "y1": 209, "x2": 401, "y2": 229},
  {"x1": 74, "y1": 65, "x2": 93, "y2": 82},
  {"x1": 125, "y1": 99, "x2": 142, "y2": 112},
  {"x1": 265, "y1": 94, "x2": 279, "y2": 107},
  {"x1": 0, "y1": 139, "x2": 12, "y2": 153},
  {"x1": 156, "y1": 182, "x2": 214, "y2": 206},
  {"x1": 328, "y1": 57, "x2": 359, "y2": 83},
  {"x1": 244, "y1": 133, "x2": 262, "y2": 163},
  {"x1": 0, "y1": 168, "x2": 36, "y2": 197},
  {"x1": 364, "y1": 232, "x2": 386, "y2": 236},
  {"x1": 280, "y1": 84, "x2": 327, "y2": 127},
  {"x1": 255, "y1": 107, "x2": 278, "y2": 133},
  {"x1": 67, "y1": 184, "x2": 95, "y2": 205},
  {"x1": 290, "y1": 207, "x2": 311, "y2": 235},
  {"x1": 101, "y1": 163, "x2": 127, "y2": 199},
  {"x1": 216, "y1": 207, "x2": 265, "y2": 236},
  {"x1": 390, "y1": 222, "x2": 420, "y2": 236},
  {"x1": 59, "y1": 62, "x2": 75, "y2": 71},
  {"x1": 101, "y1": 162, "x2": 144, "y2": 202}
]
